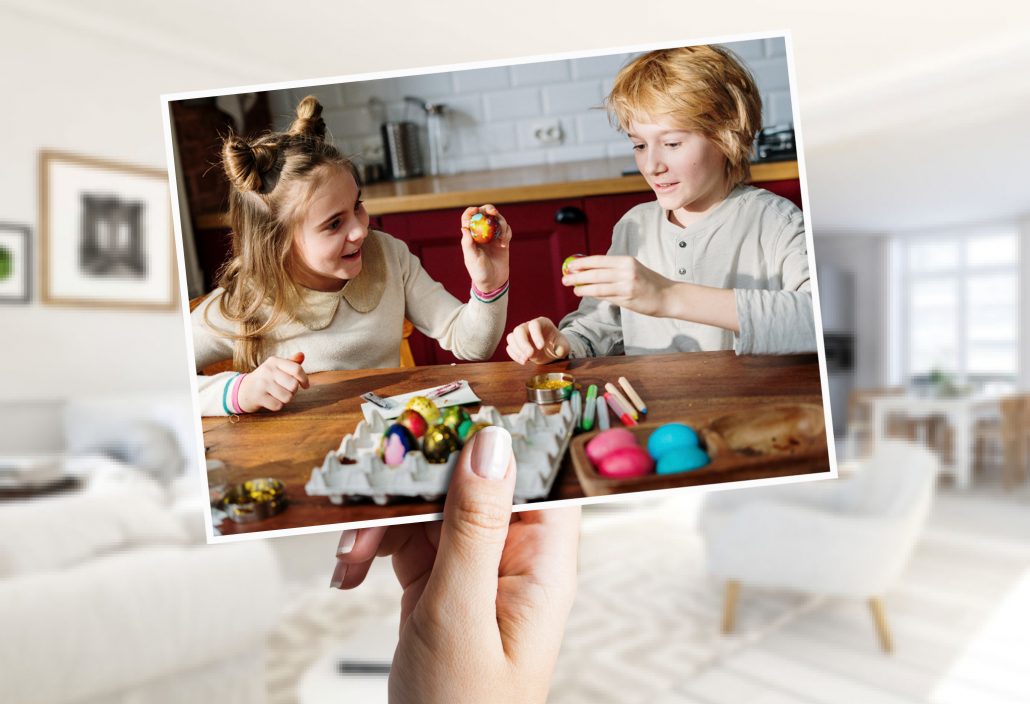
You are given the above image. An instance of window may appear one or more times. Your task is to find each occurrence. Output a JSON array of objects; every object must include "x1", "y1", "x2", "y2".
[{"x1": 895, "y1": 228, "x2": 1020, "y2": 390}]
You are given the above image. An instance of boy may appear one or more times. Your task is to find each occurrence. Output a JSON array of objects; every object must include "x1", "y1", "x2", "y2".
[{"x1": 506, "y1": 45, "x2": 815, "y2": 364}]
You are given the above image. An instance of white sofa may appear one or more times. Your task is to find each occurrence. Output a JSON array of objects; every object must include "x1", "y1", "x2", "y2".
[
  {"x1": 700, "y1": 440, "x2": 939, "y2": 651},
  {"x1": 0, "y1": 395, "x2": 284, "y2": 704}
]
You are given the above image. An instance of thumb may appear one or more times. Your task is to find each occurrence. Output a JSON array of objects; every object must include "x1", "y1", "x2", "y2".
[
  {"x1": 290, "y1": 351, "x2": 305, "y2": 365},
  {"x1": 424, "y1": 426, "x2": 516, "y2": 616}
]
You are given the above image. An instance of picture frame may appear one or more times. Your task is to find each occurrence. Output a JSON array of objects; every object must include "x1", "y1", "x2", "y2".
[
  {"x1": 0, "y1": 222, "x2": 31, "y2": 303},
  {"x1": 40, "y1": 150, "x2": 176, "y2": 310}
]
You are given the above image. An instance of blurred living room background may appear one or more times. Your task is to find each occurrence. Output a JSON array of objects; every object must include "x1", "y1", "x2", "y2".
[{"x1": 1, "y1": 2, "x2": 1029, "y2": 703}]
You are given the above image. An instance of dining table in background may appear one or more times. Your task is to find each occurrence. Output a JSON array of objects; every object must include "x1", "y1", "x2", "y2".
[
  {"x1": 868, "y1": 392, "x2": 1003, "y2": 490},
  {"x1": 203, "y1": 351, "x2": 828, "y2": 536}
]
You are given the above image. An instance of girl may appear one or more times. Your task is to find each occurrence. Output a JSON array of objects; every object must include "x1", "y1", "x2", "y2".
[
  {"x1": 193, "y1": 96, "x2": 511, "y2": 416},
  {"x1": 506, "y1": 46, "x2": 815, "y2": 364}
]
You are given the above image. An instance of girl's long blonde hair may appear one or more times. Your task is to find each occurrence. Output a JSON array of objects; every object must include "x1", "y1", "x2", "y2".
[{"x1": 209, "y1": 96, "x2": 358, "y2": 371}]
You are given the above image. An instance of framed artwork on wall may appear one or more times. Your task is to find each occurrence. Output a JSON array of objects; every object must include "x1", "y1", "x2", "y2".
[
  {"x1": 40, "y1": 150, "x2": 176, "y2": 309},
  {"x1": 0, "y1": 223, "x2": 31, "y2": 303}
]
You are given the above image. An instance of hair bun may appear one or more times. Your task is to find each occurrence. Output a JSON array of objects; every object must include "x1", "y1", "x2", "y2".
[
  {"x1": 288, "y1": 95, "x2": 327, "y2": 141},
  {"x1": 222, "y1": 135, "x2": 280, "y2": 194}
]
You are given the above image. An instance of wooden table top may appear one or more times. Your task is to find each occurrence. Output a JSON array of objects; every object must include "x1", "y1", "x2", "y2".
[{"x1": 204, "y1": 351, "x2": 828, "y2": 535}]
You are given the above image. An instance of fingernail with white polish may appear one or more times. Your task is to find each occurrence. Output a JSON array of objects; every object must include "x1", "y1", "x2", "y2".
[
  {"x1": 470, "y1": 426, "x2": 512, "y2": 481},
  {"x1": 330, "y1": 559, "x2": 348, "y2": 589},
  {"x1": 337, "y1": 530, "x2": 356, "y2": 555}
]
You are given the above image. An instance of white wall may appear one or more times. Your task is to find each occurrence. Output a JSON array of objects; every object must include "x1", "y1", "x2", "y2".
[
  {"x1": 812, "y1": 234, "x2": 890, "y2": 389},
  {"x1": 265, "y1": 38, "x2": 793, "y2": 174},
  {"x1": 0, "y1": 11, "x2": 255, "y2": 450}
]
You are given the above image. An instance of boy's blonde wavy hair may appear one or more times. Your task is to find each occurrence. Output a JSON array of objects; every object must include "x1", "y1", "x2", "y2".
[
  {"x1": 605, "y1": 45, "x2": 762, "y2": 186},
  {"x1": 210, "y1": 95, "x2": 359, "y2": 371}
]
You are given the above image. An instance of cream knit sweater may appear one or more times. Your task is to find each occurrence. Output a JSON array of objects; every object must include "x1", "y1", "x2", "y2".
[{"x1": 192, "y1": 230, "x2": 507, "y2": 416}]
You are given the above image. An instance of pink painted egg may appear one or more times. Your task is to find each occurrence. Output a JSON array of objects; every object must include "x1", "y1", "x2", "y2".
[
  {"x1": 597, "y1": 446, "x2": 654, "y2": 478},
  {"x1": 585, "y1": 428, "x2": 638, "y2": 466}
]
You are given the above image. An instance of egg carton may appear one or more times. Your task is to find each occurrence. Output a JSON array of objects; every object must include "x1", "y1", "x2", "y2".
[{"x1": 305, "y1": 401, "x2": 575, "y2": 505}]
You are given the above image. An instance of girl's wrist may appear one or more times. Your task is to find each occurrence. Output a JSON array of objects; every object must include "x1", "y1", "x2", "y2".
[{"x1": 471, "y1": 279, "x2": 509, "y2": 303}]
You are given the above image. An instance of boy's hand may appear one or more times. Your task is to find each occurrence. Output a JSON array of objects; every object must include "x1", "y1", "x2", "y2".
[
  {"x1": 460, "y1": 204, "x2": 512, "y2": 294},
  {"x1": 237, "y1": 352, "x2": 310, "y2": 413},
  {"x1": 506, "y1": 317, "x2": 570, "y2": 365},
  {"x1": 562, "y1": 255, "x2": 674, "y2": 317}
]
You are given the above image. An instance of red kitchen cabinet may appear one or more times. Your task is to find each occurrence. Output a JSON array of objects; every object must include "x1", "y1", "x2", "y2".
[{"x1": 378, "y1": 200, "x2": 588, "y2": 366}]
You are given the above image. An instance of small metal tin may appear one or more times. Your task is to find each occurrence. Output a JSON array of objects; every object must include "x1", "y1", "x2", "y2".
[
  {"x1": 526, "y1": 372, "x2": 577, "y2": 405},
  {"x1": 221, "y1": 477, "x2": 287, "y2": 523}
]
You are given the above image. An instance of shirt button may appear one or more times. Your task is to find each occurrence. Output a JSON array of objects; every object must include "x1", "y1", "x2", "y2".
[
  {"x1": 679, "y1": 241, "x2": 686, "y2": 248},
  {"x1": 678, "y1": 268, "x2": 686, "y2": 275}
]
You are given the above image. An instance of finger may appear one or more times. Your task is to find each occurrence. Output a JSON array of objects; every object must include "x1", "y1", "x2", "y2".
[
  {"x1": 506, "y1": 343, "x2": 528, "y2": 365},
  {"x1": 506, "y1": 327, "x2": 535, "y2": 362},
  {"x1": 290, "y1": 351, "x2": 305, "y2": 365},
  {"x1": 276, "y1": 359, "x2": 310, "y2": 390},
  {"x1": 567, "y1": 255, "x2": 619, "y2": 272},
  {"x1": 337, "y1": 526, "x2": 388, "y2": 562},
  {"x1": 332, "y1": 555, "x2": 375, "y2": 589},
  {"x1": 570, "y1": 283, "x2": 621, "y2": 300},
  {"x1": 272, "y1": 368, "x2": 301, "y2": 395},
  {"x1": 526, "y1": 318, "x2": 549, "y2": 351},
  {"x1": 423, "y1": 426, "x2": 516, "y2": 620},
  {"x1": 261, "y1": 391, "x2": 284, "y2": 412},
  {"x1": 266, "y1": 380, "x2": 294, "y2": 405}
]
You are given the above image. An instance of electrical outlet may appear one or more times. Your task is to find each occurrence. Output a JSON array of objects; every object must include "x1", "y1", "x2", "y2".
[{"x1": 530, "y1": 120, "x2": 564, "y2": 146}]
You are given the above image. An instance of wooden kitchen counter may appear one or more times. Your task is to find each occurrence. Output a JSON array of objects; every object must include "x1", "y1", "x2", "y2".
[
  {"x1": 204, "y1": 350, "x2": 826, "y2": 538},
  {"x1": 197, "y1": 158, "x2": 799, "y2": 227}
]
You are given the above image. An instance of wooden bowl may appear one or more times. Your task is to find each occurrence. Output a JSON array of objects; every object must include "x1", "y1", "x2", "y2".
[{"x1": 568, "y1": 403, "x2": 829, "y2": 497}]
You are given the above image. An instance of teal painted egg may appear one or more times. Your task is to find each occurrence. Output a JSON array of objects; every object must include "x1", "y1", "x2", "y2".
[
  {"x1": 656, "y1": 446, "x2": 710, "y2": 474},
  {"x1": 422, "y1": 425, "x2": 460, "y2": 464},
  {"x1": 378, "y1": 423, "x2": 416, "y2": 466},
  {"x1": 440, "y1": 406, "x2": 471, "y2": 434},
  {"x1": 460, "y1": 421, "x2": 491, "y2": 442},
  {"x1": 647, "y1": 423, "x2": 699, "y2": 461}
]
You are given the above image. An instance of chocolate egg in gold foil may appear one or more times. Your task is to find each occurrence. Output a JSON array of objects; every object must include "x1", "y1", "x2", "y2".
[
  {"x1": 422, "y1": 425, "x2": 460, "y2": 463},
  {"x1": 405, "y1": 395, "x2": 441, "y2": 425}
]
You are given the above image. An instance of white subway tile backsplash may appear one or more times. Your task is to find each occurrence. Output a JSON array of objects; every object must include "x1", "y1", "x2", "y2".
[
  {"x1": 453, "y1": 66, "x2": 510, "y2": 94},
  {"x1": 324, "y1": 105, "x2": 375, "y2": 139},
  {"x1": 511, "y1": 60, "x2": 570, "y2": 86},
  {"x1": 571, "y1": 53, "x2": 633, "y2": 80},
  {"x1": 484, "y1": 87, "x2": 542, "y2": 121},
  {"x1": 488, "y1": 149, "x2": 547, "y2": 170},
  {"x1": 445, "y1": 95, "x2": 485, "y2": 124},
  {"x1": 445, "y1": 154, "x2": 490, "y2": 174},
  {"x1": 395, "y1": 71, "x2": 454, "y2": 100},
  {"x1": 543, "y1": 81, "x2": 603, "y2": 116},
  {"x1": 766, "y1": 91, "x2": 794, "y2": 127},
  {"x1": 748, "y1": 59, "x2": 790, "y2": 91},
  {"x1": 515, "y1": 118, "x2": 575, "y2": 150},
  {"x1": 546, "y1": 143, "x2": 608, "y2": 164},
  {"x1": 458, "y1": 122, "x2": 519, "y2": 156},
  {"x1": 339, "y1": 77, "x2": 401, "y2": 107},
  {"x1": 607, "y1": 141, "x2": 635, "y2": 159},
  {"x1": 576, "y1": 110, "x2": 620, "y2": 144}
]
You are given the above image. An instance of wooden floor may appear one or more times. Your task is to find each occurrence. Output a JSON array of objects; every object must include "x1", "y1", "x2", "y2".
[{"x1": 639, "y1": 479, "x2": 1030, "y2": 704}]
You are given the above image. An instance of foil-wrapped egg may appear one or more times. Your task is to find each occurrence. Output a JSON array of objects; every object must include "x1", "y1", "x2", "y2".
[
  {"x1": 405, "y1": 395, "x2": 441, "y2": 425},
  {"x1": 397, "y1": 409, "x2": 428, "y2": 439},
  {"x1": 422, "y1": 425, "x2": 461, "y2": 464},
  {"x1": 441, "y1": 406, "x2": 471, "y2": 434},
  {"x1": 468, "y1": 212, "x2": 500, "y2": 244},
  {"x1": 459, "y1": 421, "x2": 491, "y2": 442},
  {"x1": 378, "y1": 423, "x2": 416, "y2": 466}
]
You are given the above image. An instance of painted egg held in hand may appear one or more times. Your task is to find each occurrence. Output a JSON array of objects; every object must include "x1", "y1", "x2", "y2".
[
  {"x1": 562, "y1": 253, "x2": 585, "y2": 276},
  {"x1": 597, "y1": 446, "x2": 654, "y2": 478},
  {"x1": 405, "y1": 396, "x2": 441, "y2": 425},
  {"x1": 396, "y1": 409, "x2": 428, "y2": 439},
  {"x1": 422, "y1": 425, "x2": 461, "y2": 464},
  {"x1": 460, "y1": 421, "x2": 491, "y2": 442},
  {"x1": 468, "y1": 212, "x2": 500, "y2": 244},
  {"x1": 647, "y1": 423, "x2": 700, "y2": 461},
  {"x1": 441, "y1": 406, "x2": 471, "y2": 433},
  {"x1": 378, "y1": 424, "x2": 416, "y2": 466}
]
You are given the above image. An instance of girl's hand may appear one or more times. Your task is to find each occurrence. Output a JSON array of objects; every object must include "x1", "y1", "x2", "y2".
[
  {"x1": 236, "y1": 352, "x2": 309, "y2": 412},
  {"x1": 331, "y1": 427, "x2": 581, "y2": 704},
  {"x1": 460, "y1": 204, "x2": 511, "y2": 294},
  {"x1": 505, "y1": 317, "x2": 570, "y2": 365},
  {"x1": 562, "y1": 255, "x2": 675, "y2": 318}
]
